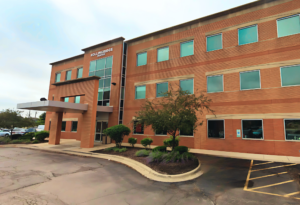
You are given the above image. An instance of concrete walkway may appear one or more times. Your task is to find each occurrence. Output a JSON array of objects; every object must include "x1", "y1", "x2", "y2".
[{"x1": 3, "y1": 139, "x2": 299, "y2": 163}]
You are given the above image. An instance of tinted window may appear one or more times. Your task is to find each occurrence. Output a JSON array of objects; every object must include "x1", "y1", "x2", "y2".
[
  {"x1": 207, "y1": 34, "x2": 222, "y2": 52},
  {"x1": 55, "y1": 73, "x2": 61, "y2": 83},
  {"x1": 77, "y1": 68, "x2": 83, "y2": 78},
  {"x1": 180, "y1": 79, "x2": 193, "y2": 94},
  {"x1": 242, "y1": 120, "x2": 263, "y2": 139},
  {"x1": 65, "y1": 70, "x2": 72, "y2": 81},
  {"x1": 137, "y1": 52, "x2": 147, "y2": 66},
  {"x1": 156, "y1": 82, "x2": 168, "y2": 97},
  {"x1": 207, "y1": 75, "x2": 223, "y2": 93},
  {"x1": 277, "y1": 15, "x2": 300, "y2": 38},
  {"x1": 238, "y1": 25, "x2": 258, "y2": 45},
  {"x1": 281, "y1": 65, "x2": 300, "y2": 87},
  {"x1": 157, "y1": 47, "x2": 169, "y2": 62},
  {"x1": 74, "y1": 96, "x2": 80, "y2": 103},
  {"x1": 285, "y1": 119, "x2": 300, "y2": 141},
  {"x1": 208, "y1": 120, "x2": 224, "y2": 138},
  {"x1": 71, "y1": 121, "x2": 78, "y2": 132},
  {"x1": 135, "y1": 85, "x2": 146, "y2": 99},
  {"x1": 181, "y1": 40, "x2": 194, "y2": 57},
  {"x1": 133, "y1": 121, "x2": 144, "y2": 134},
  {"x1": 240, "y1": 70, "x2": 260, "y2": 90},
  {"x1": 61, "y1": 121, "x2": 66, "y2": 131}
]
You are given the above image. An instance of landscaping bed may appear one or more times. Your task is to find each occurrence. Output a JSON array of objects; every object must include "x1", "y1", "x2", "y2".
[
  {"x1": 0, "y1": 131, "x2": 49, "y2": 145},
  {"x1": 92, "y1": 147, "x2": 199, "y2": 175}
]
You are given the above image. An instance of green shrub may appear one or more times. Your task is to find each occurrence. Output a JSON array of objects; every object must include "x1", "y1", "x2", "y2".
[
  {"x1": 19, "y1": 132, "x2": 35, "y2": 141},
  {"x1": 10, "y1": 139, "x2": 31, "y2": 144},
  {"x1": 118, "y1": 148, "x2": 127, "y2": 153},
  {"x1": 147, "y1": 151, "x2": 164, "y2": 163},
  {"x1": 10, "y1": 134, "x2": 22, "y2": 140},
  {"x1": 135, "y1": 149, "x2": 150, "y2": 157},
  {"x1": 141, "y1": 137, "x2": 153, "y2": 149},
  {"x1": 174, "y1": 146, "x2": 188, "y2": 154},
  {"x1": 0, "y1": 137, "x2": 11, "y2": 143},
  {"x1": 104, "y1": 147, "x2": 115, "y2": 152},
  {"x1": 103, "y1": 125, "x2": 131, "y2": 147},
  {"x1": 147, "y1": 151, "x2": 196, "y2": 163},
  {"x1": 128, "y1": 137, "x2": 137, "y2": 147},
  {"x1": 163, "y1": 136, "x2": 180, "y2": 148},
  {"x1": 35, "y1": 131, "x2": 49, "y2": 142},
  {"x1": 32, "y1": 140, "x2": 40, "y2": 144},
  {"x1": 152, "y1": 146, "x2": 167, "y2": 152}
]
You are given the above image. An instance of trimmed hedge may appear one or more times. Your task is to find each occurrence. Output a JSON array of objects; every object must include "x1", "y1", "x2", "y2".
[
  {"x1": 128, "y1": 137, "x2": 137, "y2": 147},
  {"x1": 152, "y1": 146, "x2": 167, "y2": 152},
  {"x1": 163, "y1": 136, "x2": 180, "y2": 148},
  {"x1": 174, "y1": 146, "x2": 188, "y2": 154},
  {"x1": 35, "y1": 131, "x2": 49, "y2": 142},
  {"x1": 10, "y1": 134, "x2": 22, "y2": 140},
  {"x1": 141, "y1": 137, "x2": 153, "y2": 149},
  {"x1": 19, "y1": 132, "x2": 35, "y2": 141}
]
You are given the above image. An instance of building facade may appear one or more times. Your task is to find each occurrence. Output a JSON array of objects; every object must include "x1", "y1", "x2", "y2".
[{"x1": 18, "y1": 0, "x2": 300, "y2": 156}]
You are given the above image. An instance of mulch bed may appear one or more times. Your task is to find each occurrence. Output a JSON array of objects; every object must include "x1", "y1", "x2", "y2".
[{"x1": 92, "y1": 147, "x2": 199, "y2": 175}]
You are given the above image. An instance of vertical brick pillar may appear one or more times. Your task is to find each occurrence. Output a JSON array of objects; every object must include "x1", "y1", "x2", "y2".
[{"x1": 49, "y1": 112, "x2": 63, "y2": 145}]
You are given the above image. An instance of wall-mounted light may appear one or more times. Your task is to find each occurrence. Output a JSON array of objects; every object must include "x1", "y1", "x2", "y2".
[{"x1": 111, "y1": 82, "x2": 116, "y2": 86}]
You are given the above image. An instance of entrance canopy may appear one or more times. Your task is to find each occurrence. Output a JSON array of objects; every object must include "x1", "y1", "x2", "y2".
[{"x1": 17, "y1": 101, "x2": 88, "y2": 113}]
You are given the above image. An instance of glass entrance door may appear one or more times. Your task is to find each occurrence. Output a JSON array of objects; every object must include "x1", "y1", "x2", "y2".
[{"x1": 95, "y1": 121, "x2": 108, "y2": 142}]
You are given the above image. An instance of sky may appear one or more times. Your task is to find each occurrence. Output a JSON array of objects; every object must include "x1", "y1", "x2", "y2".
[{"x1": 0, "y1": 0, "x2": 253, "y2": 117}]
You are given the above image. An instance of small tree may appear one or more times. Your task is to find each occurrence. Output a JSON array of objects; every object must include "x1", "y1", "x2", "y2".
[
  {"x1": 134, "y1": 86, "x2": 214, "y2": 150},
  {"x1": 103, "y1": 124, "x2": 131, "y2": 148},
  {"x1": 141, "y1": 137, "x2": 153, "y2": 149},
  {"x1": 128, "y1": 137, "x2": 137, "y2": 147}
]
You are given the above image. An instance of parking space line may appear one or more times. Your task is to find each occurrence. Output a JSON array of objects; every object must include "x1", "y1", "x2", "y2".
[
  {"x1": 244, "y1": 160, "x2": 253, "y2": 190},
  {"x1": 252, "y1": 161, "x2": 274, "y2": 166},
  {"x1": 283, "y1": 191, "x2": 300, "y2": 197},
  {"x1": 248, "y1": 180, "x2": 294, "y2": 190},
  {"x1": 249, "y1": 172, "x2": 288, "y2": 180},
  {"x1": 251, "y1": 164, "x2": 298, "y2": 172},
  {"x1": 245, "y1": 189, "x2": 300, "y2": 200}
]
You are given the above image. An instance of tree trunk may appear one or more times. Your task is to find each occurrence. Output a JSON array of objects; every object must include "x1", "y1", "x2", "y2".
[{"x1": 172, "y1": 134, "x2": 176, "y2": 151}]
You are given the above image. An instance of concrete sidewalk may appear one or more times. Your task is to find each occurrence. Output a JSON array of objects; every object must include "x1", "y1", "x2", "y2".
[{"x1": 4, "y1": 139, "x2": 299, "y2": 164}]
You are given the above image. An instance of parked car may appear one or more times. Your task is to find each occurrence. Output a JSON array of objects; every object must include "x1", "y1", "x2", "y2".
[
  {"x1": 0, "y1": 130, "x2": 11, "y2": 137},
  {"x1": 24, "y1": 127, "x2": 37, "y2": 135},
  {"x1": 36, "y1": 125, "x2": 45, "y2": 132},
  {"x1": 12, "y1": 128, "x2": 26, "y2": 135}
]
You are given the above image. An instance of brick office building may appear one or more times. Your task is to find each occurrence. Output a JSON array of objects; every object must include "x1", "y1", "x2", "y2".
[{"x1": 18, "y1": 0, "x2": 300, "y2": 156}]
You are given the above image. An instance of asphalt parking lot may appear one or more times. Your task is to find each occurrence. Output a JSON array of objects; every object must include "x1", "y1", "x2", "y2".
[{"x1": 0, "y1": 148, "x2": 299, "y2": 205}]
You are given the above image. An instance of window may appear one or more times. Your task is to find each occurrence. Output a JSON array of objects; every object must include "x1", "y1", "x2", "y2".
[
  {"x1": 135, "y1": 85, "x2": 146, "y2": 99},
  {"x1": 180, "y1": 125, "x2": 193, "y2": 136},
  {"x1": 61, "y1": 121, "x2": 66, "y2": 131},
  {"x1": 180, "y1": 40, "x2": 194, "y2": 57},
  {"x1": 207, "y1": 34, "x2": 222, "y2": 52},
  {"x1": 277, "y1": 15, "x2": 300, "y2": 38},
  {"x1": 242, "y1": 120, "x2": 263, "y2": 139},
  {"x1": 89, "y1": 56, "x2": 113, "y2": 106},
  {"x1": 74, "y1": 96, "x2": 80, "y2": 103},
  {"x1": 77, "y1": 68, "x2": 83, "y2": 78},
  {"x1": 208, "y1": 120, "x2": 224, "y2": 139},
  {"x1": 284, "y1": 119, "x2": 300, "y2": 141},
  {"x1": 157, "y1": 47, "x2": 169, "y2": 62},
  {"x1": 240, "y1": 70, "x2": 260, "y2": 90},
  {"x1": 64, "y1": 97, "x2": 69, "y2": 102},
  {"x1": 65, "y1": 70, "x2": 72, "y2": 81},
  {"x1": 180, "y1": 79, "x2": 193, "y2": 94},
  {"x1": 133, "y1": 121, "x2": 144, "y2": 134},
  {"x1": 207, "y1": 75, "x2": 223, "y2": 93},
  {"x1": 71, "y1": 121, "x2": 78, "y2": 132},
  {"x1": 156, "y1": 82, "x2": 168, "y2": 97},
  {"x1": 238, "y1": 25, "x2": 258, "y2": 45},
  {"x1": 281, "y1": 65, "x2": 300, "y2": 87},
  {"x1": 137, "y1": 52, "x2": 147, "y2": 66},
  {"x1": 55, "y1": 73, "x2": 61, "y2": 83},
  {"x1": 155, "y1": 130, "x2": 167, "y2": 135}
]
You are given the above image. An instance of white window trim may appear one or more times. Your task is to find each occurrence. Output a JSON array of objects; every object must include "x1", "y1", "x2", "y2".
[
  {"x1": 276, "y1": 14, "x2": 300, "y2": 38},
  {"x1": 241, "y1": 119, "x2": 264, "y2": 140},
  {"x1": 206, "y1": 33, "x2": 223, "y2": 52},
  {"x1": 135, "y1": 85, "x2": 146, "y2": 100},
  {"x1": 180, "y1": 40, "x2": 194, "y2": 57},
  {"x1": 207, "y1": 75, "x2": 224, "y2": 93},
  {"x1": 207, "y1": 119, "x2": 225, "y2": 139},
  {"x1": 238, "y1": 24, "x2": 258, "y2": 46},
  {"x1": 283, "y1": 119, "x2": 300, "y2": 142},
  {"x1": 280, "y1": 64, "x2": 300, "y2": 87},
  {"x1": 137, "y1": 52, "x2": 147, "y2": 67},
  {"x1": 157, "y1": 46, "x2": 169, "y2": 62},
  {"x1": 180, "y1": 78, "x2": 194, "y2": 95},
  {"x1": 239, "y1": 70, "x2": 261, "y2": 91},
  {"x1": 156, "y1": 82, "x2": 168, "y2": 98}
]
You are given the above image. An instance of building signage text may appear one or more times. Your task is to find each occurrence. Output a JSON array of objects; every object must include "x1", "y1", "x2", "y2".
[{"x1": 91, "y1": 48, "x2": 113, "y2": 57}]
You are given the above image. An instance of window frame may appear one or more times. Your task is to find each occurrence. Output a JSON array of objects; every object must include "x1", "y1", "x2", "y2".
[
  {"x1": 284, "y1": 119, "x2": 300, "y2": 141},
  {"x1": 207, "y1": 119, "x2": 225, "y2": 139},
  {"x1": 180, "y1": 40, "x2": 194, "y2": 57},
  {"x1": 207, "y1": 75, "x2": 224, "y2": 93},
  {"x1": 280, "y1": 64, "x2": 300, "y2": 87},
  {"x1": 206, "y1": 33, "x2": 223, "y2": 52},
  {"x1": 157, "y1": 46, "x2": 169, "y2": 62},
  {"x1": 55, "y1": 73, "x2": 61, "y2": 83},
  {"x1": 133, "y1": 121, "x2": 144, "y2": 135},
  {"x1": 135, "y1": 85, "x2": 146, "y2": 100},
  {"x1": 239, "y1": 70, "x2": 261, "y2": 91},
  {"x1": 156, "y1": 82, "x2": 168, "y2": 98},
  {"x1": 155, "y1": 130, "x2": 168, "y2": 136},
  {"x1": 276, "y1": 14, "x2": 300, "y2": 38},
  {"x1": 74, "y1": 96, "x2": 81, "y2": 104},
  {"x1": 238, "y1": 24, "x2": 258, "y2": 46},
  {"x1": 180, "y1": 78, "x2": 194, "y2": 95},
  {"x1": 65, "y1": 70, "x2": 72, "y2": 81},
  {"x1": 71, "y1": 121, "x2": 78, "y2": 132},
  {"x1": 136, "y1": 52, "x2": 147, "y2": 66},
  {"x1": 241, "y1": 119, "x2": 264, "y2": 140},
  {"x1": 179, "y1": 129, "x2": 194, "y2": 137},
  {"x1": 77, "y1": 67, "x2": 83, "y2": 78}
]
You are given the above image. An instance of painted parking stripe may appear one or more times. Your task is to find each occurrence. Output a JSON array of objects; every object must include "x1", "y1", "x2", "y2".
[
  {"x1": 284, "y1": 191, "x2": 300, "y2": 197},
  {"x1": 252, "y1": 161, "x2": 274, "y2": 166},
  {"x1": 248, "y1": 180, "x2": 294, "y2": 190},
  {"x1": 251, "y1": 164, "x2": 298, "y2": 172},
  {"x1": 245, "y1": 189, "x2": 300, "y2": 200},
  {"x1": 249, "y1": 172, "x2": 288, "y2": 180},
  {"x1": 244, "y1": 160, "x2": 253, "y2": 190}
]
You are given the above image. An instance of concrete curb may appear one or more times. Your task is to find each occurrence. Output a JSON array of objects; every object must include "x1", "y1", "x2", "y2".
[{"x1": 20, "y1": 146, "x2": 203, "y2": 183}]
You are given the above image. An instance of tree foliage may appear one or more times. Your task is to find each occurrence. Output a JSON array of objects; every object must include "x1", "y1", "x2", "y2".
[
  {"x1": 133, "y1": 86, "x2": 214, "y2": 150},
  {"x1": 36, "y1": 112, "x2": 46, "y2": 125},
  {"x1": 103, "y1": 124, "x2": 131, "y2": 147},
  {"x1": 0, "y1": 109, "x2": 36, "y2": 133}
]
